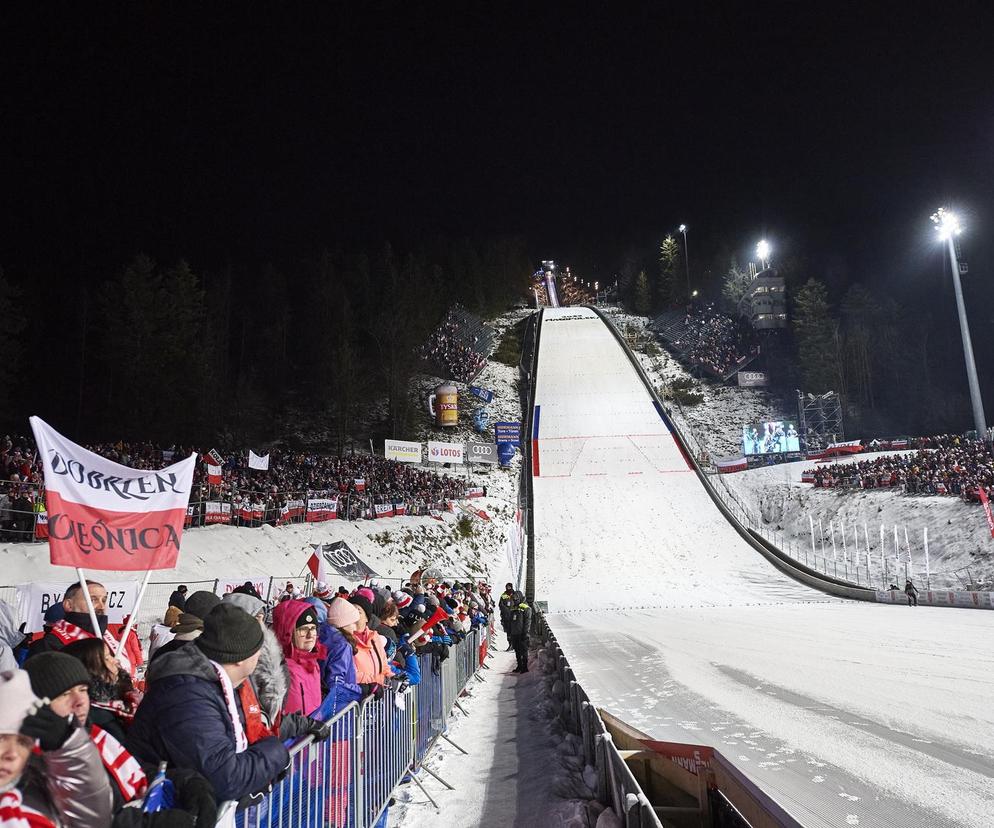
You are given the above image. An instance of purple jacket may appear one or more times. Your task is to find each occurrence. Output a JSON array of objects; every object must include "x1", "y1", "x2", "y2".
[{"x1": 314, "y1": 624, "x2": 362, "y2": 721}]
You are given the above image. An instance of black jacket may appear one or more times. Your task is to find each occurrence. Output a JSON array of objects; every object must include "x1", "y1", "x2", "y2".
[{"x1": 504, "y1": 600, "x2": 532, "y2": 638}]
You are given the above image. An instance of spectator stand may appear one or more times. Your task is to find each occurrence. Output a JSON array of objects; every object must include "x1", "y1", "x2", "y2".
[
  {"x1": 649, "y1": 305, "x2": 759, "y2": 381},
  {"x1": 418, "y1": 304, "x2": 496, "y2": 383}
]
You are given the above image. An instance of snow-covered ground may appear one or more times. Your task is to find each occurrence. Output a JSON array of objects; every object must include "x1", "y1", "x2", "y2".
[{"x1": 533, "y1": 306, "x2": 994, "y2": 828}]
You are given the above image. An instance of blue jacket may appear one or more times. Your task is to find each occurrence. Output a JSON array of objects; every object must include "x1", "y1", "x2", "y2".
[
  {"x1": 126, "y1": 643, "x2": 290, "y2": 802},
  {"x1": 314, "y1": 624, "x2": 363, "y2": 721}
]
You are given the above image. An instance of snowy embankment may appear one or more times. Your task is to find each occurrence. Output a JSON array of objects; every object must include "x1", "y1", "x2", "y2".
[{"x1": 599, "y1": 306, "x2": 994, "y2": 586}]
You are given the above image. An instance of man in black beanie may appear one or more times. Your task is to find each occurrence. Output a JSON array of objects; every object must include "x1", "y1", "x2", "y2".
[
  {"x1": 128, "y1": 603, "x2": 315, "y2": 804},
  {"x1": 149, "y1": 590, "x2": 221, "y2": 663}
]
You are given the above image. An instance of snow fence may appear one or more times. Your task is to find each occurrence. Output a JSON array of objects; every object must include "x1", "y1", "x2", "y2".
[{"x1": 214, "y1": 623, "x2": 493, "y2": 828}]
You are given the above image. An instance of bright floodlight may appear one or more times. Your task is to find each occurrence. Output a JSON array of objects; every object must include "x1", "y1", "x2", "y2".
[
  {"x1": 756, "y1": 239, "x2": 771, "y2": 261},
  {"x1": 678, "y1": 224, "x2": 687, "y2": 233},
  {"x1": 930, "y1": 207, "x2": 962, "y2": 241}
]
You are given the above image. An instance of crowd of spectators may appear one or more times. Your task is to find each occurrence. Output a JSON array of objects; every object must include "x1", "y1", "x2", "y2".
[
  {"x1": 1, "y1": 574, "x2": 494, "y2": 825},
  {"x1": 418, "y1": 305, "x2": 493, "y2": 382},
  {"x1": 0, "y1": 434, "x2": 478, "y2": 542},
  {"x1": 678, "y1": 304, "x2": 755, "y2": 377},
  {"x1": 806, "y1": 434, "x2": 994, "y2": 503}
]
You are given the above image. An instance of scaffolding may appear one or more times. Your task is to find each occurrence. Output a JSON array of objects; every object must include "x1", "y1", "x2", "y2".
[{"x1": 797, "y1": 390, "x2": 844, "y2": 451}]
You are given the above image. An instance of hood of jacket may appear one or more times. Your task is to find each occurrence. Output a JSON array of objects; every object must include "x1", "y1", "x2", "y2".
[
  {"x1": 0, "y1": 600, "x2": 22, "y2": 649},
  {"x1": 251, "y1": 624, "x2": 289, "y2": 723},
  {"x1": 272, "y1": 599, "x2": 326, "y2": 665},
  {"x1": 145, "y1": 638, "x2": 219, "y2": 686}
]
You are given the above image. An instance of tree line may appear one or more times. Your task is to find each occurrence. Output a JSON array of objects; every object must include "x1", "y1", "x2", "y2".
[{"x1": 1, "y1": 238, "x2": 531, "y2": 448}]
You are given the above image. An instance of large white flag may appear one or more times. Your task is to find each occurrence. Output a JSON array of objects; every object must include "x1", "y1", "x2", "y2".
[
  {"x1": 29, "y1": 416, "x2": 197, "y2": 571},
  {"x1": 248, "y1": 450, "x2": 270, "y2": 471}
]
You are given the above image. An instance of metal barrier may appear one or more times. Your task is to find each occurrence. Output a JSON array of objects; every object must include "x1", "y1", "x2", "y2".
[
  {"x1": 535, "y1": 612, "x2": 664, "y2": 828},
  {"x1": 215, "y1": 624, "x2": 493, "y2": 828}
]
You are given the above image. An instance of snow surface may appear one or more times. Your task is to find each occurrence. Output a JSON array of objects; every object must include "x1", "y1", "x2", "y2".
[{"x1": 534, "y1": 306, "x2": 994, "y2": 827}]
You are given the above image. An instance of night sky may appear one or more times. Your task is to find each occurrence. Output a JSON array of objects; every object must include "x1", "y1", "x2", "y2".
[{"x1": 3, "y1": 4, "x2": 993, "y2": 398}]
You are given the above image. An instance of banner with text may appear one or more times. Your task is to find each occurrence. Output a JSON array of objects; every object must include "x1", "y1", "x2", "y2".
[
  {"x1": 466, "y1": 441, "x2": 498, "y2": 464},
  {"x1": 384, "y1": 439, "x2": 422, "y2": 464},
  {"x1": 29, "y1": 416, "x2": 197, "y2": 571},
  {"x1": 214, "y1": 578, "x2": 268, "y2": 599},
  {"x1": 205, "y1": 501, "x2": 232, "y2": 525},
  {"x1": 306, "y1": 497, "x2": 338, "y2": 522},
  {"x1": 311, "y1": 541, "x2": 378, "y2": 581},
  {"x1": 494, "y1": 422, "x2": 521, "y2": 446},
  {"x1": 17, "y1": 580, "x2": 139, "y2": 634},
  {"x1": 428, "y1": 441, "x2": 465, "y2": 464}
]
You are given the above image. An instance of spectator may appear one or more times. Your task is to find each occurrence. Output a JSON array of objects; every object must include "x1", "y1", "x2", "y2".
[
  {"x1": 62, "y1": 638, "x2": 142, "y2": 729},
  {"x1": 905, "y1": 579, "x2": 919, "y2": 607},
  {"x1": 347, "y1": 598, "x2": 392, "y2": 691},
  {"x1": 313, "y1": 598, "x2": 364, "y2": 720},
  {"x1": 126, "y1": 603, "x2": 292, "y2": 803},
  {"x1": 498, "y1": 582, "x2": 515, "y2": 651},
  {"x1": 0, "y1": 669, "x2": 115, "y2": 828},
  {"x1": 504, "y1": 591, "x2": 532, "y2": 674},
  {"x1": 272, "y1": 600, "x2": 326, "y2": 716},
  {"x1": 148, "y1": 605, "x2": 182, "y2": 658},
  {"x1": 149, "y1": 590, "x2": 221, "y2": 663},
  {"x1": 0, "y1": 601, "x2": 24, "y2": 672},
  {"x1": 168, "y1": 585, "x2": 188, "y2": 611}
]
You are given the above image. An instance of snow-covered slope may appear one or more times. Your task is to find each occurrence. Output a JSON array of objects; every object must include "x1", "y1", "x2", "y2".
[{"x1": 533, "y1": 306, "x2": 994, "y2": 828}]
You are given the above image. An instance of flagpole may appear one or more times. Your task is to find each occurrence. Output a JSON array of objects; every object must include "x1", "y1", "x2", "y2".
[
  {"x1": 115, "y1": 569, "x2": 152, "y2": 661},
  {"x1": 75, "y1": 567, "x2": 103, "y2": 642}
]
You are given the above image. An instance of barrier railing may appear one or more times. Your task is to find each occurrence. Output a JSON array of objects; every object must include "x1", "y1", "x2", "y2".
[{"x1": 215, "y1": 624, "x2": 494, "y2": 828}]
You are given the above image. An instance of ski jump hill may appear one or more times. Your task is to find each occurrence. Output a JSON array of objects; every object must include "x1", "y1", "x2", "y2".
[{"x1": 527, "y1": 306, "x2": 994, "y2": 828}]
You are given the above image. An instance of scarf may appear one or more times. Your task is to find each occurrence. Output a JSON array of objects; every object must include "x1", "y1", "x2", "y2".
[
  {"x1": 90, "y1": 725, "x2": 148, "y2": 802},
  {"x1": 237, "y1": 681, "x2": 280, "y2": 745},
  {"x1": 0, "y1": 790, "x2": 54, "y2": 828},
  {"x1": 49, "y1": 621, "x2": 132, "y2": 675},
  {"x1": 210, "y1": 660, "x2": 248, "y2": 753}
]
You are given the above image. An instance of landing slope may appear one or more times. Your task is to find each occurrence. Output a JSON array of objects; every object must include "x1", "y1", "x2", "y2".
[{"x1": 533, "y1": 307, "x2": 994, "y2": 827}]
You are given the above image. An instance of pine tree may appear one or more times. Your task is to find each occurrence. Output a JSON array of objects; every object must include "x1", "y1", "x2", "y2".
[
  {"x1": 658, "y1": 235, "x2": 681, "y2": 306},
  {"x1": 721, "y1": 256, "x2": 754, "y2": 316},
  {"x1": 793, "y1": 278, "x2": 841, "y2": 393},
  {"x1": 633, "y1": 270, "x2": 651, "y2": 316}
]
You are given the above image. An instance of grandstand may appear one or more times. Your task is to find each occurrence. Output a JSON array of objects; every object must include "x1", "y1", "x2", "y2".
[
  {"x1": 649, "y1": 304, "x2": 758, "y2": 380},
  {"x1": 418, "y1": 304, "x2": 496, "y2": 382}
]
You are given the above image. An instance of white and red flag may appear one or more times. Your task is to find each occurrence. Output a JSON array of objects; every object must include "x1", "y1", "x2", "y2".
[
  {"x1": 978, "y1": 486, "x2": 994, "y2": 540},
  {"x1": 354, "y1": 478, "x2": 366, "y2": 492},
  {"x1": 29, "y1": 417, "x2": 197, "y2": 571},
  {"x1": 204, "y1": 460, "x2": 222, "y2": 486},
  {"x1": 307, "y1": 550, "x2": 328, "y2": 582}
]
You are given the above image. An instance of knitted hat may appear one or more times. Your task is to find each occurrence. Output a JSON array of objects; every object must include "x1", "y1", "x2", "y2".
[
  {"x1": 355, "y1": 587, "x2": 375, "y2": 604},
  {"x1": 392, "y1": 590, "x2": 413, "y2": 610},
  {"x1": 313, "y1": 581, "x2": 332, "y2": 600},
  {"x1": 23, "y1": 652, "x2": 90, "y2": 701},
  {"x1": 185, "y1": 590, "x2": 222, "y2": 621},
  {"x1": 195, "y1": 604, "x2": 264, "y2": 664},
  {"x1": 43, "y1": 604, "x2": 66, "y2": 625},
  {"x1": 222, "y1": 592, "x2": 266, "y2": 619},
  {"x1": 303, "y1": 597, "x2": 328, "y2": 625},
  {"x1": 348, "y1": 595, "x2": 374, "y2": 621},
  {"x1": 0, "y1": 670, "x2": 38, "y2": 735},
  {"x1": 170, "y1": 612, "x2": 205, "y2": 635},
  {"x1": 295, "y1": 607, "x2": 318, "y2": 628},
  {"x1": 327, "y1": 597, "x2": 360, "y2": 628}
]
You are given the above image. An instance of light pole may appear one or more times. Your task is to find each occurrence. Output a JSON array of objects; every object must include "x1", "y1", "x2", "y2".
[
  {"x1": 930, "y1": 208, "x2": 987, "y2": 436},
  {"x1": 678, "y1": 224, "x2": 691, "y2": 296},
  {"x1": 756, "y1": 239, "x2": 771, "y2": 271}
]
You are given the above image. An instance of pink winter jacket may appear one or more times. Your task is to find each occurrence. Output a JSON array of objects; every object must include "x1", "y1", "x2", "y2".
[
  {"x1": 352, "y1": 629, "x2": 392, "y2": 686},
  {"x1": 272, "y1": 600, "x2": 327, "y2": 715}
]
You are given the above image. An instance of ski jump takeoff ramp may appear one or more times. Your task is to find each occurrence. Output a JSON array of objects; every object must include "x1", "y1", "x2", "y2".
[{"x1": 533, "y1": 307, "x2": 994, "y2": 828}]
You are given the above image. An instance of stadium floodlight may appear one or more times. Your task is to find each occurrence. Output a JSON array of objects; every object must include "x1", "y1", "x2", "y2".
[
  {"x1": 930, "y1": 207, "x2": 987, "y2": 436},
  {"x1": 756, "y1": 239, "x2": 771, "y2": 269},
  {"x1": 678, "y1": 223, "x2": 687, "y2": 233},
  {"x1": 678, "y1": 224, "x2": 690, "y2": 295}
]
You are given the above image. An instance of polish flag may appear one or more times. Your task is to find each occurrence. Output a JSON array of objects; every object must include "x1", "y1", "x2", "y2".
[
  {"x1": 205, "y1": 463, "x2": 222, "y2": 486},
  {"x1": 307, "y1": 549, "x2": 328, "y2": 582},
  {"x1": 30, "y1": 417, "x2": 197, "y2": 571},
  {"x1": 354, "y1": 478, "x2": 366, "y2": 492}
]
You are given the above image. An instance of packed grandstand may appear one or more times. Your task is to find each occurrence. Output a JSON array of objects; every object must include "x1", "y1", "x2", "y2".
[{"x1": 650, "y1": 302, "x2": 756, "y2": 378}]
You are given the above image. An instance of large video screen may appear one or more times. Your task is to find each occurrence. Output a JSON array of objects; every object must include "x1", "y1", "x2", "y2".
[{"x1": 743, "y1": 421, "x2": 800, "y2": 455}]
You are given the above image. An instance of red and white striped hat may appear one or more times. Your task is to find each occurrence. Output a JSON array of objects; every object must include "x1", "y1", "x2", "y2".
[
  {"x1": 313, "y1": 581, "x2": 332, "y2": 600},
  {"x1": 392, "y1": 590, "x2": 413, "y2": 610}
]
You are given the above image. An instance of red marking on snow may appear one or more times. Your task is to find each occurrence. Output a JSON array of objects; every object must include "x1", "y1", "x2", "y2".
[{"x1": 531, "y1": 439, "x2": 540, "y2": 478}]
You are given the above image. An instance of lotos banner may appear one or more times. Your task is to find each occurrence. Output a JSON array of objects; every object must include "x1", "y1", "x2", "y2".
[
  {"x1": 29, "y1": 417, "x2": 196, "y2": 571},
  {"x1": 17, "y1": 580, "x2": 139, "y2": 634},
  {"x1": 428, "y1": 441, "x2": 464, "y2": 464}
]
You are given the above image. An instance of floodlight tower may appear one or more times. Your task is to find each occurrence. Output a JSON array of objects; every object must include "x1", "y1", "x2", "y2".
[
  {"x1": 756, "y1": 239, "x2": 771, "y2": 270},
  {"x1": 678, "y1": 224, "x2": 691, "y2": 295},
  {"x1": 930, "y1": 208, "x2": 987, "y2": 436}
]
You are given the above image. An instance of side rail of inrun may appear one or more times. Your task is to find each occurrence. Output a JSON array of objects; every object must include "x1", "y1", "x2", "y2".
[
  {"x1": 214, "y1": 625, "x2": 494, "y2": 828},
  {"x1": 537, "y1": 613, "x2": 803, "y2": 828}
]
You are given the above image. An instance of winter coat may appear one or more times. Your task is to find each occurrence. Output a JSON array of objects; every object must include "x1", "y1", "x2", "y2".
[
  {"x1": 168, "y1": 591, "x2": 187, "y2": 611},
  {"x1": 498, "y1": 591, "x2": 515, "y2": 625},
  {"x1": 36, "y1": 723, "x2": 116, "y2": 828},
  {"x1": 126, "y1": 642, "x2": 290, "y2": 803},
  {"x1": 504, "y1": 598, "x2": 532, "y2": 638},
  {"x1": 250, "y1": 624, "x2": 290, "y2": 725},
  {"x1": 353, "y1": 629, "x2": 392, "y2": 686},
  {"x1": 272, "y1": 600, "x2": 327, "y2": 716},
  {"x1": 315, "y1": 624, "x2": 363, "y2": 720},
  {"x1": 0, "y1": 599, "x2": 21, "y2": 672}
]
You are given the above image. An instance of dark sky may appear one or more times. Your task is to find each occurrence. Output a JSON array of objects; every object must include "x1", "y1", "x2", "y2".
[{"x1": 3, "y1": 4, "x2": 993, "y2": 296}]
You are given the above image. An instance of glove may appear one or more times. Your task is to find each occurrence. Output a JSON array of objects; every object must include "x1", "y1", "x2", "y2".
[
  {"x1": 144, "y1": 812, "x2": 196, "y2": 828},
  {"x1": 167, "y1": 768, "x2": 217, "y2": 827},
  {"x1": 300, "y1": 716, "x2": 331, "y2": 742},
  {"x1": 360, "y1": 683, "x2": 383, "y2": 700},
  {"x1": 20, "y1": 705, "x2": 74, "y2": 751},
  {"x1": 397, "y1": 635, "x2": 414, "y2": 658}
]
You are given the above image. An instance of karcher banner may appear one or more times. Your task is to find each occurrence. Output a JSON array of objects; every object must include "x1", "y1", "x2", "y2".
[{"x1": 384, "y1": 439, "x2": 422, "y2": 464}]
